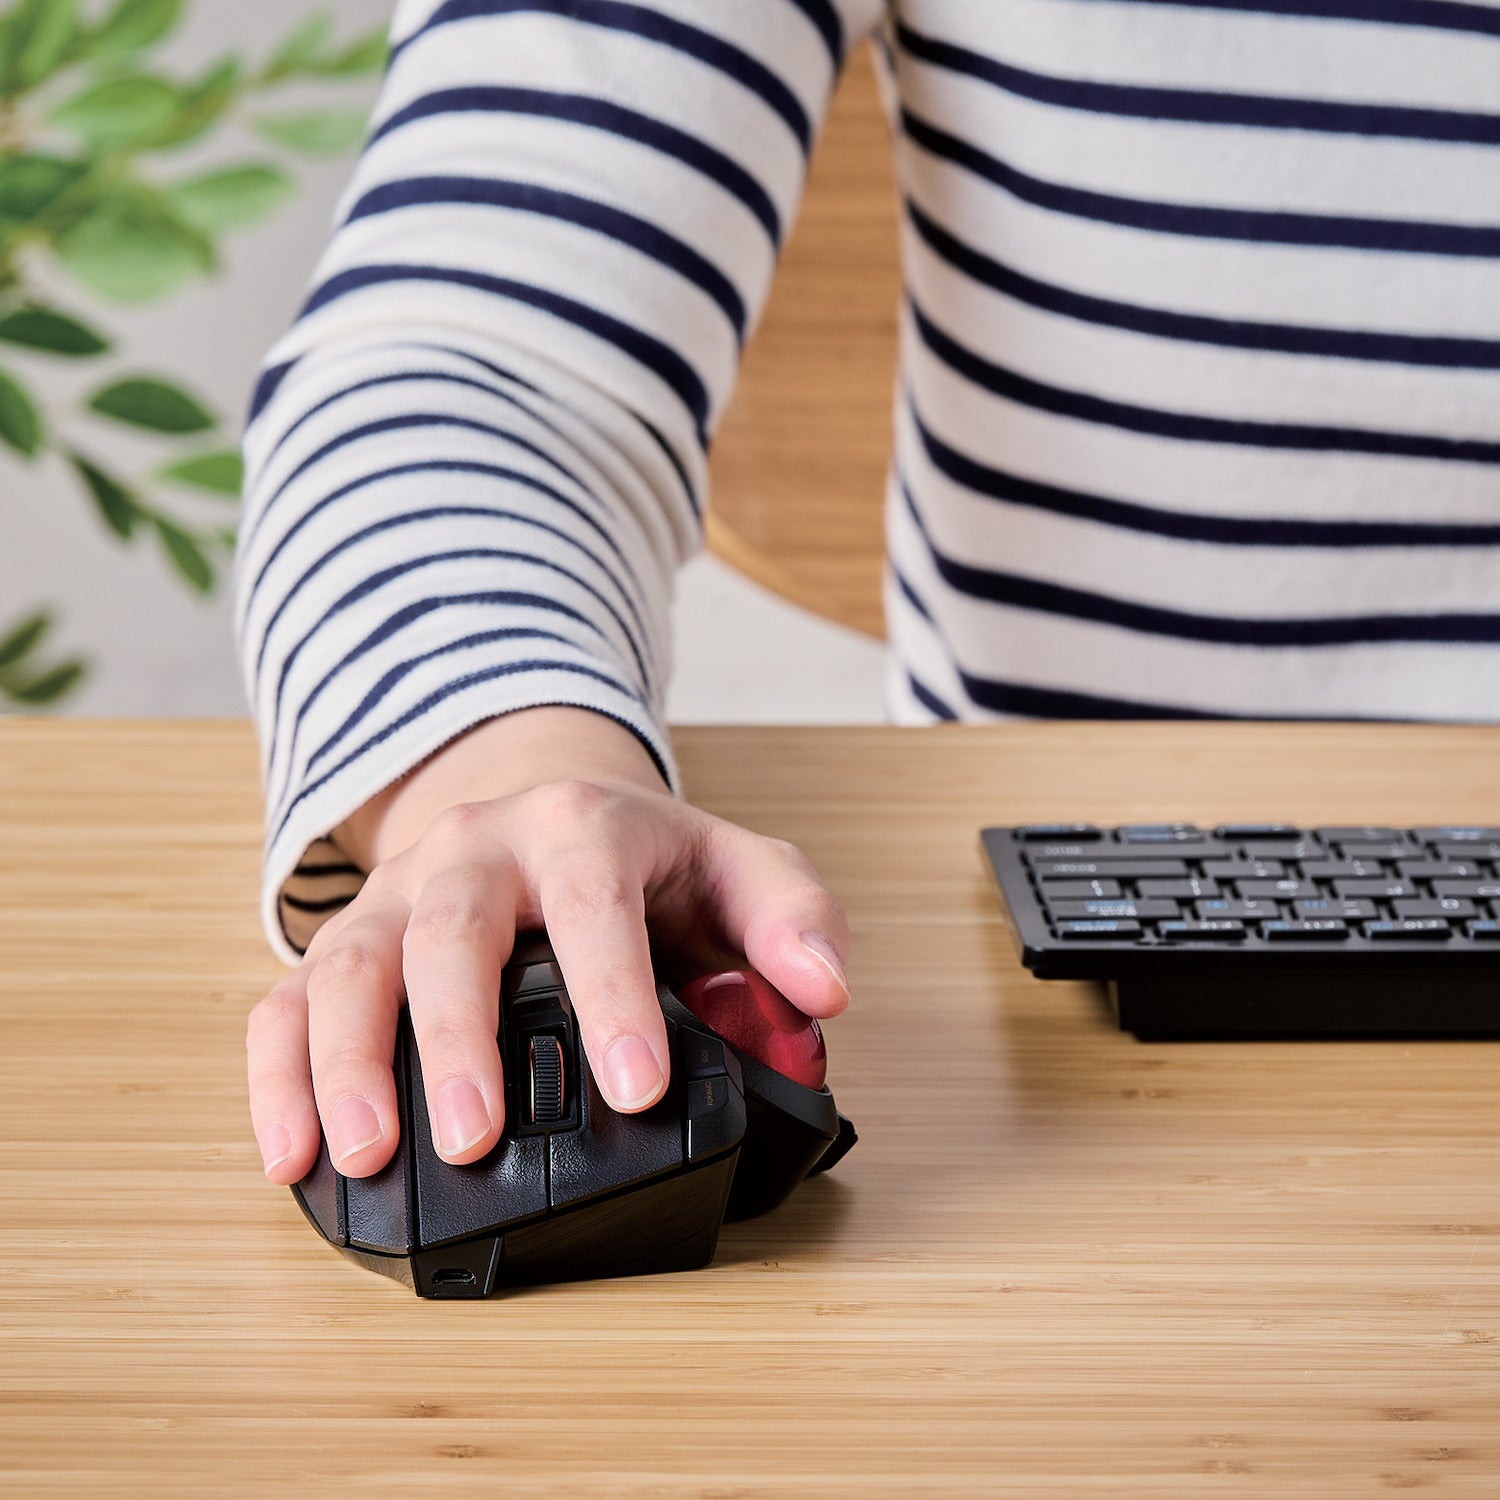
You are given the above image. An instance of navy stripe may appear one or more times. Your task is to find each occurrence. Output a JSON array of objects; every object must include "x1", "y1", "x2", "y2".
[
  {"x1": 786, "y1": 0, "x2": 844, "y2": 64},
  {"x1": 248, "y1": 359, "x2": 294, "y2": 424},
  {"x1": 393, "y1": 0, "x2": 813, "y2": 151},
  {"x1": 913, "y1": 299, "x2": 1500, "y2": 466},
  {"x1": 897, "y1": 21, "x2": 1500, "y2": 145},
  {"x1": 260, "y1": 366, "x2": 607, "y2": 494},
  {"x1": 901, "y1": 480, "x2": 1500, "y2": 647},
  {"x1": 273, "y1": 594, "x2": 591, "y2": 814},
  {"x1": 271, "y1": 551, "x2": 635, "y2": 731},
  {"x1": 960, "y1": 670, "x2": 1227, "y2": 720},
  {"x1": 246, "y1": 456, "x2": 645, "y2": 632},
  {"x1": 254, "y1": 504, "x2": 655, "y2": 691},
  {"x1": 907, "y1": 670, "x2": 958, "y2": 720},
  {"x1": 247, "y1": 407, "x2": 634, "y2": 560},
  {"x1": 909, "y1": 400, "x2": 1500, "y2": 549},
  {"x1": 306, "y1": 625, "x2": 575, "y2": 775},
  {"x1": 299, "y1": 263, "x2": 711, "y2": 443},
  {"x1": 902, "y1": 110, "x2": 1500, "y2": 259},
  {"x1": 291, "y1": 861, "x2": 362, "y2": 878},
  {"x1": 908, "y1": 200, "x2": 1500, "y2": 370},
  {"x1": 276, "y1": 657, "x2": 660, "y2": 855},
  {"x1": 893, "y1": 564, "x2": 934, "y2": 623},
  {"x1": 1135, "y1": 0, "x2": 1500, "y2": 42},
  {"x1": 368, "y1": 86, "x2": 782, "y2": 244},
  {"x1": 345, "y1": 177, "x2": 748, "y2": 340},
  {"x1": 281, "y1": 892, "x2": 359, "y2": 914}
]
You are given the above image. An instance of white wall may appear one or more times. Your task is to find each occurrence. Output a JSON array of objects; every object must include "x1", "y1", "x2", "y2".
[{"x1": 0, "y1": 0, "x2": 886, "y2": 725}]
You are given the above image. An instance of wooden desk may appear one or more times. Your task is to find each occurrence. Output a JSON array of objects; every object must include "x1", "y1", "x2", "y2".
[{"x1": 3, "y1": 721, "x2": 1499, "y2": 1496}]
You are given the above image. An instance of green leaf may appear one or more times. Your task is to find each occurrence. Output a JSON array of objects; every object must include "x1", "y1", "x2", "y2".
[
  {"x1": 10, "y1": 661, "x2": 86, "y2": 704},
  {"x1": 166, "y1": 163, "x2": 292, "y2": 232},
  {"x1": 314, "y1": 26, "x2": 388, "y2": 78},
  {"x1": 52, "y1": 184, "x2": 214, "y2": 302},
  {"x1": 11, "y1": 0, "x2": 81, "y2": 90},
  {"x1": 251, "y1": 107, "x2": 367, "y2": 155},
  {"x1": 153, "y1": 515, "x2": 214, "y2": 592},
  {"x1": 0, "y1": 154, "x2": 88, "y2": 223},
  {"x1": 145, "y1": 56, "x2": 242, "y2": 150},
  {"x1": 0, "y1": 365, "x2": 42, "y2": 455},
  {"x1": 0, "y1": 609, "x2": 50, "y2": 672},
  {"x1": 49, "y1": 74, "x2": 183, "y2": 150},
  {"x1": 258, "y1": 10, "x2": 333, "y2": 84},
  {"x1": 69, "y1": 451, "x2": 140, "y2": 538},
  {"x1": 0, "y1": 306, "x2": 109, "y2": 355},
  {"x1": 157, "y1": 448, "x2": 242, "y2": 496},
  {"x1": 86, "y1": 0, "x2": 185, "y2": 58},
  {"x1": 88, "y1": 375, "x2": 214, "y2": 433}
]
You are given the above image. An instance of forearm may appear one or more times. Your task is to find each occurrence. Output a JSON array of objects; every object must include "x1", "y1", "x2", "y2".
[{"x1": 334, "y1": 705, "x2": 670, "y2": 869}]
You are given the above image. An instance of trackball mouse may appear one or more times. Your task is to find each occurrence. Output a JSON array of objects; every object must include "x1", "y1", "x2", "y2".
[{"x1": 290, "y1": 933, "x2": 858, "y2": 1297}]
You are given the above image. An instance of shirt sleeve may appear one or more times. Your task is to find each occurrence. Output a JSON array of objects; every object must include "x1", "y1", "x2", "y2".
[{"x1": 234, "y1": 0, "x2": 885, "y2": 962}]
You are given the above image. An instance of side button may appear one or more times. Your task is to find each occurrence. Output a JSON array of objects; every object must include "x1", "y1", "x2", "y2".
[
  {"x1": 685, "y1": 1074, "x2": 746, "y2": 1164},
  {"x1": 680, "y1": 1030, "x2": 729, "y2": 1081}
]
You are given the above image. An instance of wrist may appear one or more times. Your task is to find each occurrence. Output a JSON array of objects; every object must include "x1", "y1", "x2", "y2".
[{"x1": 333, "y1": 706, "x2": 670, "y2": 869}]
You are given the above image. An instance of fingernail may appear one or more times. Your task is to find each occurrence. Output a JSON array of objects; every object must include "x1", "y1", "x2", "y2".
[
  {"x1": 800, "y1": 932, "x2": 850, "y2": 997},
  {"x1": 259, "y1": 1121, "x2": 292, "y2": 1175},
  {"x1": 603, "y1": 1036, "x2": 664, "y2": 1109},
  {"x1": 330, "y1": 1095, "x2": 383, "y2": 1165},
  {"x1": 436, "y1": 1078, "x2": 492, "y2": 1156}
]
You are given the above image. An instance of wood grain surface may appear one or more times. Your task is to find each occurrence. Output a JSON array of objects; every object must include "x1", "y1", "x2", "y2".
[
  {"x1": 3, "y1": 719, "x2": 1499, "y2": 1497},
  {"x1": 706, "y1": 43, "x2": 898, "y2": 638}
]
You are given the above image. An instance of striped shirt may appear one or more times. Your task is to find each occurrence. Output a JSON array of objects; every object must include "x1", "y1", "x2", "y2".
[{"x1": 237, "y1": 0, "x2": 1500, "y2": 961}]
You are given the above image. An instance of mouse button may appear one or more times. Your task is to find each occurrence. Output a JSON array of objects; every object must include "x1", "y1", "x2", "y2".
[
  {"x1": 684, "y1": 1072, "x2": 747, "y2": 1165},
  {"x1": 548, "y1": 1062, "x2": 683, "y2": 1210},
  {"x1": 292, "y1": 1137, "x2": 346, "y2": 1246},
  {"x1": 408, "y1": 1033, "x2": 547, "y2": 1247},
  {"x1": 505, "y1": 960, "x2": 566, "y2": 1000},
  {"x1": 416, "y1": 1134, "x2": 548, "y2": 1250},
  {"x1": 679, "y1": 1027, "x2": 728, "y2": 1081},
  {"x1": 344, "y1": 1037, "x2": 414, "y2": 1255}
]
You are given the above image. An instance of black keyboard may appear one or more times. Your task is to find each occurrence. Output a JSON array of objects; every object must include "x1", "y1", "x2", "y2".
[{"x1": 980, "y1": 823, "x2": 1500, "y2": 1038}]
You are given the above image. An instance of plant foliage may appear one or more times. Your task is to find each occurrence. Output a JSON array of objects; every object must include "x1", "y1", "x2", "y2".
[{"x1": 0, "y1": 0, "x2": 387, "y2": 708}]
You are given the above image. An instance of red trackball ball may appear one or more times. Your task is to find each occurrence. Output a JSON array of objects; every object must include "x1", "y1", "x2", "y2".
[{"x1": 677, "y1": 971, "x2": 827, "y2": 1090}]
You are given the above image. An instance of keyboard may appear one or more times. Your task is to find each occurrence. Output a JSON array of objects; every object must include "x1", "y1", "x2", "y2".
[{"x1": 980, "y1": 822, "x2": 1500, "y2": 1038}]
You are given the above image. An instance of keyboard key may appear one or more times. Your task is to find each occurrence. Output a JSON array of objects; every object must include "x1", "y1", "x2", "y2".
[
  {"x1": 1050, "y1": 899, "x2": 1181, "y2": 921},
  {"x1": 1137, "y1": 878, "x2": 1220, "y2": 899},
  {"x1": 1430, "y1": 841, "x2": 1500, "y2": 862},
  {"x1": 1214, "y1": 823, "x2": 1302, "y2": 839},
  {"x1": 1432, "y1": 880, "x2": 1500, "y2": 899},
  {"x1": 1393, "y1": 898, "x2": 1478, "y2": 920},
  {"x1": 1241, "y1": 839, "x2": 1325, "y2": 859},
  {"x1": 1237, "y1": 879, "x2": 1311, "y2": 899},
  {"x1": 1027, "y1": 857, "x2": 1189, "y2": 878},
  {"x1": 1157, "y1": 920, "x2": 1248, "y2": 941},
  {"x1": 1332, "y1": 841, "x2": 1410, "y2": 860},
  {"x1": 1395, "y1": 861, "x2": 1480, "y2": 881},
  {"x1": 1056, "y1": 919, "x2": 1143, "y2": 939},
  {"x1": 1195, "y1": 899, "x2": 1281, "y2": 922},
  {"x1": 1120, "y1": 823, "x2": 1202, "y2": 843},
  {"x1": 1017, "y1": 823, "x2": 1101, "y2": 841},
  {"x1": 1414, "y1": 826, "x2": 1500, "y2": 843},
  {"x1": 1296, "y1": 898, "x2": 1377, "y2": 921},
  {"x1": 1466, "y1": 920, "x2": 1500, "y2": 941},
  {"x1": 1364, "y1": 919, "x2": 1452, "y2": 941},
  {"x1": 1333, "y1": 879, "x2": 1414, "y2": 899},
  {"x1": 1261, "y1": 919, "x2": 1350, "y2": 941},
  {"x1": 1299, "y1": 859, "x2": 1387, "y2": 880},
  {"x1": 1201, "y1": 859, "x2": 1286, "y2": 880},
  {"x1": 1315, "y1": 826, "x2": 1402, "y2": 844},
  {"x1": 1038, "y1": 879, "x2": 1122, "y2": 898}
]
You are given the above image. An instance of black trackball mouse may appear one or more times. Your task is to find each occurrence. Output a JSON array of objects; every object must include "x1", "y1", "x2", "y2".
[{"x1": 290, "y1": 933, "x2": 857, "y2": 1297}]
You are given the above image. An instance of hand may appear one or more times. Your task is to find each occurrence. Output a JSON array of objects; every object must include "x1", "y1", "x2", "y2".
[{"x1": 246, "y1": 710, "x2": 851, "y2": 1184}]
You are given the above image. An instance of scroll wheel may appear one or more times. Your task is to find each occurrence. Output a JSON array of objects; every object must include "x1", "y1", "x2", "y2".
[{"x1": 528, "y1": 1035, "x2": 565, "y2": 1125}]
